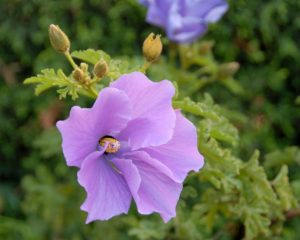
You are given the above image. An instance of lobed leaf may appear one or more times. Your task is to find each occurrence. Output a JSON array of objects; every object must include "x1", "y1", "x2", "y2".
[
  {"x1": 23, "y1": 68, "x2": 82, "y2": 100},
  {"x1": 71, "y1": 49, "x2": 110, "y2": 65},
  {"x1": 272, "y1": 165, "x2": 298, "y2": 211}
]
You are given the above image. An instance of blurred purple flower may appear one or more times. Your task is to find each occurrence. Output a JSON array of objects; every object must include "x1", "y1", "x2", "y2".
[
  {"x1": 57, "y1": 72, "x2": 204, "y2": 223},
  {"x1": 140, "y1": 0, "x2": 228, "y2": 43}
]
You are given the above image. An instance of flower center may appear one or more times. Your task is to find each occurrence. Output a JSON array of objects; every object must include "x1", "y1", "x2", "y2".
[{"x1": 99, "y1": 136, "x2": 121, "y2": 154}]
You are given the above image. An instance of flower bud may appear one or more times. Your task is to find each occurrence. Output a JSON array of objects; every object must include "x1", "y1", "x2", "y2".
[
  {"x1": 218, "y1": 62, "x2": 240, "y2": 79},
  {"x1": 93, "y1": 60, "x2": 109, "y2": 78},
  {"x1": 48, "y1": 24, "x2": 70, "y2": 53},
  {"x1": 80, "y1": 62, "x2": 88, "y2": 73},
  {"x1": 72, "y1": 68, "x2": 85, "y2": 82},
  {"x1": 142, "y1": 33, "x2": 163, "y2": 62}
]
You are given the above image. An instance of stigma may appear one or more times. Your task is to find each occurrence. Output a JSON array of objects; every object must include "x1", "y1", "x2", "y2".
[{"x1": 99, "y1": 136, "x2": 121, "y2": 154}]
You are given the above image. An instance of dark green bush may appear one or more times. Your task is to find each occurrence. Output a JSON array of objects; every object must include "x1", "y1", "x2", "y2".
[{"x1": 0, "y1": 0, "x2": 299, "y2": 239}]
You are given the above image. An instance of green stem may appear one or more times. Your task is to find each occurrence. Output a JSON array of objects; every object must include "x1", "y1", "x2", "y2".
[
  {"x1": 168, "y1": 41, "x2": 178, "y2": 66},
  {"x1": 90, "y1": 76, "x2": 101, "y2": 84},
  {"x1": 173, "y1": 100, "x2": 217, "y2": 120},
  {"x1": 77, "y1": 89, "x2": 96, "y2": 99},
  {"x1": 88, "y1": 86, "x2": 98, "y2": 98},
  {"x1": 64, "y1": 51, "x2": 78, "y2": 70},
  {"x1": 178, "y1": 45, "x2": 188, "y2": 70},
  {"x1": 185, "y1": 76, "x2": 216, "y2": 95},
  {"x1": 140, "y1": 61, "x2": 152, "y2": 73}
]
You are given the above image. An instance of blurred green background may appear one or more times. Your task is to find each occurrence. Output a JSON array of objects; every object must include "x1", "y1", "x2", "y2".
[{"x1": 0, "y1": 0, "x2": 300, "y2": 239}]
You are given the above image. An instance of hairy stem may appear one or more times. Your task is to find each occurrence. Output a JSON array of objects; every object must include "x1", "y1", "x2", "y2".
[
  {"x1": 140, "y1": 61, "x2": 152, "y2": 73},
  {"x1": 64, "y1": 51, "x2": 78, "y2": 69},
  {"x1": 88, "y1": 86, "x2": 98, "y2": 98}
]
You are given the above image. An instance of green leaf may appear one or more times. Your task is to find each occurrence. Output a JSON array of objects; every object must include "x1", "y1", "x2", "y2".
[
  {"x1": 273, "y1": 165, "x2": 298, "y2": 211},
  {"x1": 220, "y1": 78, "x2": 245, "y2": 95},
  {"x1": 24, "y1": 69, "x2": 65, "y2": 95},
  {"x1": 128, "y1": 220, "x2": 170, "y2": 240},
  {"x1": 71, "y1": 49, "x2": 136, "y2": 81},
  {"x1": 265, "y1": 146, "x2": 300, "y2": 170},
  {"x1": 175, "y1": 94, "x2": 297, "y2": 239},
  {"x1": 0, "y1": 216, "x2": 39, "y2": 240},
  {"x1": 24, "y1": 68, "x2": 82, "y2": 100},
  {"x1": 241, "y1": 151, "x2": 278, "y2": 205},
  {"x1": 107, "y1": 59, "x2": 130, "y2": 79},
  {"x1": 243, "y1": 206, "x2": 271, "y2": 240},
  {"x1": 173, "y1": 95, "x2": 239, "y2": 145},
  {"x1": 71, "y1": 49, "x2": 110, "y2": 65}
]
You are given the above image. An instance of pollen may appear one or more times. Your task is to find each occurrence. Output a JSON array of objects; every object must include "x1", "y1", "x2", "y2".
[{"x1": 99, "y1": 136, "x2": 121, "y2": 154}]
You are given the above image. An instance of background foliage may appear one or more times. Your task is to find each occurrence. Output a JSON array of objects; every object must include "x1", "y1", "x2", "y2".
[{"x1": 0, "y1": 0, "x2": 299, "y2": 239}]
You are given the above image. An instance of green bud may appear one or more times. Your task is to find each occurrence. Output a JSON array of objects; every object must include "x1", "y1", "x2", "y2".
[
  {"x1": 218, "y1": 62, "x2": 240, "y2": 79},
  {"x1": 93, "y1": 60, "x2": 109, "y2": 78},
  {"x1": 48, "y1": 24, "x2": 70, "y2": 53},
  {"x1": 142, "y1": 33, "x2": 163, "y2": 62},
  {"x1": 72, "y1": 68, "x2": 85, "y2": 82},
  {"x1": 80, "y1": 62, "x2": 89, "y2": 73}
]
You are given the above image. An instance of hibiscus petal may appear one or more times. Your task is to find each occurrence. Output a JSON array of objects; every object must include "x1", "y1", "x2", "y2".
[
  {"x1": 177, "y1": 0, "x2": 228, "y2": 21},
  {"x1": 77, "y1": 151, "x2": 132, "y2": 223},
  {"x1": 90, "y1": 87, "x2": 132, "y2": 137},
  {"x1": 113, "y1": 158, "x2": 141, "y2": 201},
  {"x1": 203, "y1": 1, "x2": 228, "y2": 23},
  {"x1": 117, "y1": 151, "x2": 182, "y2": 222},
  {"x1": 142, "y1": 0, "x2": 228, "y2": 43},
  {"x1": 145, "y1": 0, "x2": 173, "y2": 28},
  {"x1": 144, "y1": 110, "x2": 204, "y2": 182},
  {"x1": 56, "y1": 87, "x2": 131, "y2": 167},
  {"x1": 167, "y1": 1, "x2": 208, "y2": 43},
  {"x1": 167, "y1": 14, "x2": 207, "y2": 43},
  {"x1": 111, "y1": 72, "x2": 176, "y2": 149}
]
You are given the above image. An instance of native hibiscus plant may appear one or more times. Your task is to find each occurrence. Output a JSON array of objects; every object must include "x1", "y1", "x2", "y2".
[
  {"x1": 24, "y1": 1, "x2": 298, "y2": 239},
  {"x1": 25, "y1": 20, "x2": 207, "y2": 222},
  {"x1": 57, "y1": 72, "x2": 204, "y2": 222}
]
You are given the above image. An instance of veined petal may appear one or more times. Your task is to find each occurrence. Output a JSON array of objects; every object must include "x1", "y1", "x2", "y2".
[
  {"x1": 111, "y1": 72, "x2": 176, "y2": 150},
  {"x1": 140, "y1": 0, "x2": 228, "y2": 44},
  {"x1": 90, "y1": 87, "x2": 132, "y2": 137},
  {"x1": 175, "y1": 0, "x2": 227, "y2": 20},
  {"x1": 77, "y1": 151, "x2": 132, "y2": 223},
  {"x1": 56, "y1": 106, "x2": 99, "y2": 167},
  {"x1": 203, "y1": 1, "x2": 228, "y2": 23},
  {"x1": 56, "y1": 87, "x2": 131, "y2": 167},
  {"x1": 144, "y1": 110, "x2": 204, "y2": 182},
  {"x1": 113, "y1": 158, "x2": 141, "y2": 201},
  {"x1": 118, "y1": 151, "x2": 182, "y2": 222},
  {"x1": 167, "y1": 1, "x2": 208, "y2": 43},
  {"x1": 167, "y1": 14, "x2": 207, "y2": 43},
  {"x1": 145, "y1": 0, "x2": 173, "y2": 28}
]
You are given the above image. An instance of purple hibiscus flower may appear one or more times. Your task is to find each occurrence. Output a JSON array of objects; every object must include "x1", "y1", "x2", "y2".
[
  {"x1": 57, "y1": 72, "x2": 204, "y2": 223},
  {"x1": 140, "y1": 0, "x2": 228, "y2": 43}
]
